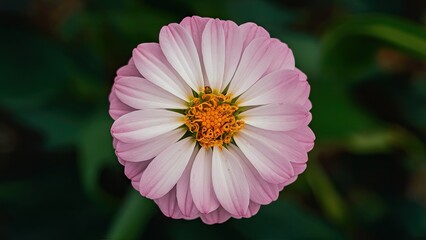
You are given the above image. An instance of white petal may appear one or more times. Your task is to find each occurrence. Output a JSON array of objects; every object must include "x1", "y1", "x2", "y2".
[
  {"x1": 160, "y1": 23, "x2": 204, "y2": 92},
  {"x1": 176, "y1": 147, "x2": 200, "y2": 219},
  {"x1": 221, "y1": 20, "x2": 243, "y2": 92},
  {"x1": 234, "y1": 125, "x2": 294, "y2": 184},
  {"x1": 240, "y1": 103, "x2": 309, "y2": 131},
  {"x1": 190, "y1": 147, "x2": 220, "y2": 214},
  {"x1": 115, "y1": 76, "x2": 187, "y2": 109},
  {"x1": 212, "y1": 147, "x2": 250, "y2": 216},
  {"x1": 139, "y1": 138, "x2": 196, "y2": 199},
  {"x1": 116, "y1": 128, "x2": 186, "y2": 162},
  {"x1": 227, "y1": 38, "x2": 276, "y2": 97},
  {"x1": 202, "y1": 19, "x2": 226, "y2": 91},
  {"x1": 237, "y1": 69, "x2": 299, "y2": 106},
  {"x1": 228, "y1": 145, "x2": 279, "y2": 205},
  {"x1": 111, "y1": 109, "x2": 183, "y2": 143},
  {"x1": 133, "y1": 43, "x2": 192, "y2": 101}
]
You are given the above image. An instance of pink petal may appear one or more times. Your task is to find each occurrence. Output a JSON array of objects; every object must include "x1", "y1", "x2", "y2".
[
  {"x1": 237, "y1": 69, "x2": 300, "y2": 106},
  {"x1": 133, "y1": 43, "x2": 192, "y2": 100},
  {"x1": 202, "y1": 19, "x2": 226, "y2": 91},
  {"x1": 180, "y1": 16, "x2": 210, "y2": 83},
  {"x1": 180, "y1": 16, "x2": 210, "y2": 61},
  {"x1": 139, "y1": 138, "x2": 196, "y2": 199},
  {"x1": 116, "y1": 62, "x2": 141, "y2": 77},
  {"x1": 221, "y1": 20, "x2": 243, "y2": 92},
  {"x1": 244, "y1": 202, "x2": 261, "y2": 218},
  {"x1": 278, "y1": 163, "x2": 306, "y2": 190},
  {"x1": 109, "y1": 89, "x2": 134, "y2": 120},
  {"x1": 212, "y1": 147, "x2": 250, "y2": 217},
  {"x1": 264, "y1": 40, "x2": 295, "y2": 75},
  {"x1": 176, "y1": 147, "x2": 200, "y2": 219},
  {"x1": 160, "y1": 23, "x2": 204, "y2": 91},
  {"x1": 116, "y1": 128, "x2": 186, "y2": 162},
  {"x1": 239, "y1": 22, "x2": 270, "y2": 49},
  {"x1": 228, "y1": 145, "x2": 279, "y2": 205},
  {"x1": 240, "y1": 103, "x2": 309, "y2": 132},
  {"x1": 234, "y1": 126, "x2": 294, "y2": 184},
  {"x1": 227, "y1": 38, "x2": 277, "y2": 97},
  {"x1": 111, "y1": 109, "x2": 183, "y2": 143},
  {"x1": 115, "y1": 76, "x2": 187, "y2": 109},
  {"x1": 190, "y1": 147, "x2": 220, "y2": 214},
  {"x1": 200, "y1": 207, "x2": 231, "y2": 225},
  {"x1": 124, "y1": 161, "x2": 151, "y2": 191},
  {"x1": 286, "y1": 126, "x2": 315, "y2": 152},
  {"x1": 154, "y1": 187, "x2": 184, "y2": 219}
]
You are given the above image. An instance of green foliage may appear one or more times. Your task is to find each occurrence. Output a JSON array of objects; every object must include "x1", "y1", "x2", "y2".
[{"x1": 321, "y1": 15, "x2": 426, "y2": 81}]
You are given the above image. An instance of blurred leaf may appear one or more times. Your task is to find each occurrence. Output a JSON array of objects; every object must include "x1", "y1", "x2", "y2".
[
  {"x1": 0, "y1": 28, "x2": 75, "y2": 109},
  {"x1": 13, "y1": 105, "x2": 85, "y2": 149},
  {"x1": 281, "y1": 32, "x2": 321, "y2": 78},
  {"x1": 310, "y1": 81, "x2": 378, "y2": 140},
  {"x1": 321, "y1": 15, "x2": 426, "y2": 81},
  {"x1": 234, "y1": 200, "x2": 343, "y2": 240},
  {"x1": 306, "y1": 160, "x2": 349, "y2": 226},
  {"x1": 107, "y1": 190, "x2": 156, "y2": 240},
  {"x1": 77, "y1": 110, "x2": 116, "y2": 202}
]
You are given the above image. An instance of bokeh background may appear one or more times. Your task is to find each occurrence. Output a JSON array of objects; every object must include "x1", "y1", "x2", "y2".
[{"x1": 1, "y1": 0, "x2": 426, "y2": 239}]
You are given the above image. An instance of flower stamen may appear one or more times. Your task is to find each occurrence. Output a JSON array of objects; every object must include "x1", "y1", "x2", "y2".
[{"x1": 185, "y1": 87, "x2": 244, "y2": 149}]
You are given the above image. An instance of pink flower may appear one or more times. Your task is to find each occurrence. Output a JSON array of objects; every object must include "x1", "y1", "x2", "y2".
[{"x1": 109, "y1": 16, "x2": 314, "y2": 224}]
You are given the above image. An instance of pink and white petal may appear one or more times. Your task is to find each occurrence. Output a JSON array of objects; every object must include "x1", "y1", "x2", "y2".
[
  {"x1": 115, "y1": 76, "x2": 187, "y2": 110},
  {"x1": 139, "y1": 138, "x2": 196, "y2": 199},
  {"x1": 111, "y1": 109, "x2": 183, "y2": 143},
  {"x1": 239, "y1": 22, "x2": 270, "y2": 49},
  {"x1": 160, "y1": 23, "x2": 204, "y2": 92},
  {"x1": 237, "y1": 69, "x2": 299, "y2": 107},
  {"x1": 116, "y1": 62, "x2": 141, "y2": 78},
  {"x1": 234, "y1": 126, "x2": 294, "y2": 184},
  {"x1": 227, "y1": 38, "x2": 277, "y2": 97},
  {"x1": 109, "y1": 89, "x2": 134, "y2": 120},
  {"x1": 190, "y1": 147, "x2": 220, "y2": 214},
  {"x1": 202, "y1": 19, "x2": 226, "y2": 91},
  {"x1": 154, "y1": 187, "x2": 184, "y2": 219},
  {"x1": 286, "y1": 126, "x2": 315, "y2": 152},
  {"x1": 116, "y1": 128, "x2": 186, "y2": 162},
  {"x1": 133, "y1": 43, "x2": 192, "y2": 100},
  {"x1": 228, "y1": 145, "x2": 279, "y2": 205},
  {"x1": 239, "y1": 125, "x2": 308, "y2": 164},
  {"x1": 124, "y1": 160, "x2": 151, "y2": 191},
  {"x1": 212, "y1": 147, "x2": 250, "y2": 217},
  {"x1": 278, "y1": 163, "x2": 306, "y2": 190},
  {"x1": 244, "y1": 202, "x2": 261, "y2": 218},
  {"x1": 180, "y1": 16, "x2": 210, "y2": 60},
  {"x1": 264, "y1": 40, "x2": 295, "y2": 75},
  {"x1": 240, "y1": 103, "x2": 309, "y2": 132},
  {"x1": 200, "y1": 207, "x2": 232, "y2": 225},
  {"x1": 176, "y1": 147, "x2": 200, "y2": 219},
  {"x1": 180, "y1": 16, "x2": 210, "y2": 82},
  {"x1": 221, "y1": 20, "x2": 243, "y2": 92}
]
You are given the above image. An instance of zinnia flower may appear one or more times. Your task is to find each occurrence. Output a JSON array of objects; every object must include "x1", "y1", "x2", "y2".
[{"x1": 109, "y1": 16, "x2": 314, "y2": 224}]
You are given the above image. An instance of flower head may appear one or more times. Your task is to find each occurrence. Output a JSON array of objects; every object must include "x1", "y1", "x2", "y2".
[{"x1": 109, "y1": 16, "x2": 314, "y2": 224}]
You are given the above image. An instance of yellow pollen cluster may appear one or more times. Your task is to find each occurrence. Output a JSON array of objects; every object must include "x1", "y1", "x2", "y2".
[{"x1": 184, "y1": 88, "x2": 244, "y2": 149}]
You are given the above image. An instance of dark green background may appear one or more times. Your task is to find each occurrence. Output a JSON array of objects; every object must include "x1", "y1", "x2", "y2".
[{"x1": 1, "y1": 0, "x2": 425, "y2": 239}]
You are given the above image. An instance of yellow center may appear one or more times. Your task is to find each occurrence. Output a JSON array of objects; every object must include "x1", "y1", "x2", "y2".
[{"x1": 184, "y1": 87, "x2": 244, "y2": 149}]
